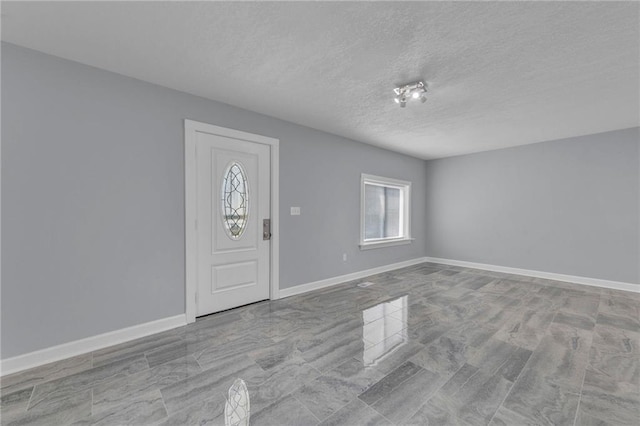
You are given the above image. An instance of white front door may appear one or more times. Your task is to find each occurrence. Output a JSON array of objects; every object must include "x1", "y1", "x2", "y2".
[{"x1": 195, "y1": 131, "x2": 271, "y2": 316}]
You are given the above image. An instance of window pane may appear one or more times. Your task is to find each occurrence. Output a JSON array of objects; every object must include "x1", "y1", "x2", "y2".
[
  {"x1": 364, "y1": 184, "x2": 401, "y2": 240},
  {"x1": 221, "y1": 162, "x2": 249, "y2": 239}
]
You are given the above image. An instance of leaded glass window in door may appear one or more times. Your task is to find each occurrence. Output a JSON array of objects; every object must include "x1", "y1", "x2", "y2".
[{"x1": 221, "y1": 162, "x2": 249, "y2": 239}]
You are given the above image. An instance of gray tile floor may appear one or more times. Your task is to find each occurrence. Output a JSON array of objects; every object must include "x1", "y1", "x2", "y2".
[{"x1": 1, "y1": 262, "x2": 639, "y2": 425}]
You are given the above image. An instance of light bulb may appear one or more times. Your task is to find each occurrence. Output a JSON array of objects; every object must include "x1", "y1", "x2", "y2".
[
  {"x1": 412, "y1": 91, "x2": 420, "y2": 99},
  {"x1": 394, "y1": 97, "x2": 400, "y2": 104}
]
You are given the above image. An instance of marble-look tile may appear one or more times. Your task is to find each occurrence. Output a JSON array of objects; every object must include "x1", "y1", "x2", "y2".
[
  {"x1": 467, "y1": 338, "x2": 532, "y2": 382},
  {"x1": 407, "y1": 321, "x2": 454, "y2": 347},
  {"x1": 596, "y1": 312, "x2": 640, "y2": 332},
  {"x1": 478, "y1": 279, "x2": 530, "y2": 299},
  {"x1": 0, "y1": 354, "x2": 92, "y2": 395},
  {"x1": 559, "y1": 294, "x2": 600, "y2": 319},
  {"x1": 2, "y1": 261, "x2": 639, "y2": 426},
  {"x1": 362, "y1": 316, "x2": 407, "y2": 347},
  {"x1": 245, "y1": 354, "x2": 321, "y2": 414},
  {"x1": 520, "y1": 294, "x2": 557, "y2": 312},
  {"x1": 250, "y1": 395, "x2": 319, "y2": 426},
  {"x1": 500, "y1": 370, "x2": 580, "y2": 426},
  {"x1": 160, "y1": 354, "x2": 263, "y2": 414},
  {"x1": 455, "y1": 275, "x2": 494, "y2": 290},
  {"x1": 92, "y1": 355, "x2": 200, "y2": 413},
  {"x1": 358, "y1": 361, "x2": 422, "y2": 405},
  {"x1": 468, "y1": 302, "x2": 518, "y2": 329},
  {"x1": 436, "y1": 269, "x2": 462, "y2": 278},
  {"x1": 92, "y1": 332, "x2": 181, "y2": 367},
  {"x1": 297, "y1": 376, "x2": 365, "y2": 421},
  {"x1": 408, "y1": 363, "x2": 512, "y2": 426},
  {"x1": 591, "y1": 324, "x2": 640, "y2": 353},
  {"x1": 296, "y1": 357, "x2": 384, "y2": 421},
  {"x1": 144, "y1": 341, "x2": 193, "y2": 368},
  {"x1": 300, "y1": 332, "x2": 365, "y2": 373},
  {"x1": 389, "y1": 301, "x2": 440, "y2": 326},
  {"x1": 2, "y1": 389, "x2": 91, "y2": 426},
  {"x1": 410, "y1": 335, "x2": 472, "y2": 379},
  {"x1": 519, "y1": 323, "x2": 592, "y2": 391},
  {"x1": 75, "y1": 389, "x2": 167, "y2": 426},
  {"x1": 295, "y1": 315, "x2": 362, "y2": 353},
  {"x1": 370, "y1": 367, "x2": 441, "y2": 424},
  {"x1": 28, "y1": 354, "x2": 149, "y2": 411},
  {"x1": 493, "y1": 308, "x2": 555, "y2": 350},
  {"x1": 327, "y1": 357, "x2": 387, "y2": 392},
  {"x1": 186, "y1": 310, "x2": 247, "y2": 338},
  {"x1": 553, "y1": 310, "x2": 596, "y2": 330},
  {"x1": 588, "y1": 344, "x2": 639, "y2": 385},
  {"x1": 157, "y1": 394, "x2": 225, "y2": 426},
  {"x1": 247, "y1": 339, "x2": 300, "y2": 371},
  {"x1": 318, "y1": 398, "x2": 392, "y2": 426},
  {"x1": 446, "y1": 321, "x2": 498, "y2": 348},
  {"x1": 578, "y1": 368, "x2": 640, "y2": 426},
  {"x1": 194, "y1": 332, "x2": 274, "y2": 371},
  {"x1": 489, "y1": 405, "x2": 541, "y2": 426},
  {"x1": 0, "y1": 387, "x2": 33, "y2": 419},
  {"x1": 574, "y1": 409, "x2": 616, "y2": 426},
  {"x1": 536, "y1": 285, "x2": 564, "y2": 300},
  {"x1": 598, "y1": 295, "x2": 639, "y2": 318}
]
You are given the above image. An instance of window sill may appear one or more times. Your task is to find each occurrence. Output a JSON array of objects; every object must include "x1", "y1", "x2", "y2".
[{"x1": 359, "y1": 238, "x2": 414, "y2": 250}]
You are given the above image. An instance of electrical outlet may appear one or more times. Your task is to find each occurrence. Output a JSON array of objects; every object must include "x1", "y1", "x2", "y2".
[
  {"x1": 343, "y1": 253, "x2": 347, "y2": 262},
  {"x1": 290, "y1": 207, "x2": 301, "y2": 215}
]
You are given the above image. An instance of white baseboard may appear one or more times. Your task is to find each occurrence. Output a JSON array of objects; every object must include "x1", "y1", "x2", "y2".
[
  {"x1": 3, "y1": 258, "x2": 636, "y2": 376},
  {"x1": 0, "y1": 314, "x2": 187, "y2": 377},
  {"x1": 279, "y1": 257, "x2": 428, "y2": 298},
  {"x1": 424, "y1": 257, "x2": 640, "y2": 293}
]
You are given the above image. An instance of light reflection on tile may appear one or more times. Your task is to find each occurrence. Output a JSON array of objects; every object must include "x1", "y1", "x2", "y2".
[
  {"x1": 2, "y1": 262, "x2": 639, "y2": 426},
  {"x1": 362, "y1": 296, "x2": 408, "y2": 367}
]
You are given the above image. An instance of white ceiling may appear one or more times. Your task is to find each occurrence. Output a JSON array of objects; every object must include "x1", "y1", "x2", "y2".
[{"x1": 2, "y1": 1, "x2": 638, "y2": 159}]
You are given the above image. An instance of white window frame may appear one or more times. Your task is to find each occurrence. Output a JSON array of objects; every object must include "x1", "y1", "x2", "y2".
[{"x1": 360, "y1": 174, "x2": 412, "y2": 250}]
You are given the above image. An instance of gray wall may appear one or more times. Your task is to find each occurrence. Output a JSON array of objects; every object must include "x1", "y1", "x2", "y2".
[
  {"x1": 1, "y1": 43, "x2": 427, "y2": 358},
  {"x1": 424, "y1": 127, "x2": 640, "y2": 285}
]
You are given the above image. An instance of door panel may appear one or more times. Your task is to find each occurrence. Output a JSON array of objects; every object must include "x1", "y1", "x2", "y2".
[{"x1": 196, "y1": 132, "x2": 270, "y2": 316}]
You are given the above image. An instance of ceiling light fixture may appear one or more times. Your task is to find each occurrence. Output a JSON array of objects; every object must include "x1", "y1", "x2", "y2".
[{"x1": 393, "y1": 81, "x2": 427, "y2": 107}]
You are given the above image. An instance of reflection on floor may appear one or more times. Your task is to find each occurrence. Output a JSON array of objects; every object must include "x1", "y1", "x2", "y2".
[
  {"x1": 363, "y1": 296, "x2": 408, "y2": 368},
  {"x1": 1, "y1": 262, "x2": 639, "y2": 425}
]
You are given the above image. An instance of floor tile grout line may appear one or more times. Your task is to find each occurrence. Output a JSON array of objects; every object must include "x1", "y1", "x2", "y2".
[
  {"x1": 24, "y1": 384, "x2": 36, "y2": 412},
  {"x1": 485, "y1": 314, "x2": 551, "y2": 426},
  {"x1": 291, "y1": 394, "x2": 323, "y2": 424},
  {"x1": 360, "y1": 362, "x2": 424, "y2": 407},
  {"x1": 368, "y1": 402, "x2": 398, "y2": 425},
  {"x1": 157, "y1": 389, "x2": 171, "y2": 423},
  {"x1": 571, "y1": 301, "x2": 599, "y2": 426}
]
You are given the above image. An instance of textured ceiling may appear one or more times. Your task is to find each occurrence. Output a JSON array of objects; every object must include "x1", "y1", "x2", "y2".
[{"x1": 2, "y1": 1, "x2": 639, "y2": 159}]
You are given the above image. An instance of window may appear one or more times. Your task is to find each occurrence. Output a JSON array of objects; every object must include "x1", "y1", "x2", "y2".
[
  {"x1": 360, "y1": 174, "x2": 412, "y2": 249},
  {"x1": 221, "y1": 161, "x2": 249, "y2": 239}
]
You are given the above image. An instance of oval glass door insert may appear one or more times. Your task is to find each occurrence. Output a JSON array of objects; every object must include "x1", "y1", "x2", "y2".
[{"x1": 221, "y1": 161, "x2": 249, "y2": 239}]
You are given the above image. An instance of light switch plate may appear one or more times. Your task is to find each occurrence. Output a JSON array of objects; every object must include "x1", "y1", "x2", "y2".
[{"x1": 290, "y1": 207, "x2": 301, "y2": 215}]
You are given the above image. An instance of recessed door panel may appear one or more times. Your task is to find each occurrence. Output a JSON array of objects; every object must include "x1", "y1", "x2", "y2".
[{"x1": 212, "y1": 261, "x2": 258, "y2": 292}]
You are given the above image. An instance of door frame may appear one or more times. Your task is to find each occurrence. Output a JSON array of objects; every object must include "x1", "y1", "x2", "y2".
[{"x1": 184, "y1": 119, "x2": 280, "y2": 324}]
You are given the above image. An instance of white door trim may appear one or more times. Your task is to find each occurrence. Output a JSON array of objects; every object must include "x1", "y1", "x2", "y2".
[{"x1": 184, "y1": 119, "x2": 280, "y2": 324}]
